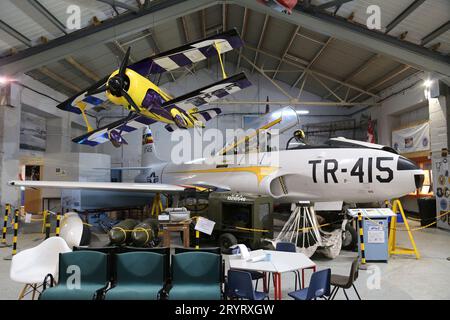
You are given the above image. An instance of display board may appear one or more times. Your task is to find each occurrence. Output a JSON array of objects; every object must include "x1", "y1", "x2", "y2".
[
  {"x1": 432, "y1": 154, "x2": 450, "y2": 230},
  {"x1": 392, "y1": 122, "x2": 430, "y2": 154},
  {"x1": 20, "y1": 112, "x2": 46, "y2": 151}
]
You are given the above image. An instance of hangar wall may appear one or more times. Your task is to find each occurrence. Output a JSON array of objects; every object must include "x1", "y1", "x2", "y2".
[{"x1": 0, "y1": 74, "x2": 96, "y2": 206}]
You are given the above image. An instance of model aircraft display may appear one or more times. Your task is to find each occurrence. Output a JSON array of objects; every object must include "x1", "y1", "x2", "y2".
[
  {"x1": 57, "y1": 29, "x2": 251, "y2": 147},
  {"x1": 10, "y1": 124, "x2": 425, "y2": 207}
]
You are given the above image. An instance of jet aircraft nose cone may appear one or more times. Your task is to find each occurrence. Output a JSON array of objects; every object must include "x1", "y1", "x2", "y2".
[
  {"x1": 397, "y1": 156, "x2": 424, "y2": 189},
  {"x1": 397, "y1": 156, "x2": 420, "y2": 171}
]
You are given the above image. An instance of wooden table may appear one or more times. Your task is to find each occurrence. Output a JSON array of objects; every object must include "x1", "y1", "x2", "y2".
[{"x1": 160, "y1": 220, "x2": 190, "y2": 247}]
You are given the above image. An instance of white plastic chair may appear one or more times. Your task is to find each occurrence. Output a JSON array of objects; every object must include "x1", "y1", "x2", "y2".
[
  {"x1": 10, "y1": 237, "x2": 71, "y2": 299},
  {"x1": 60, "y1": 212, "x2": 84, "y2": 249}
]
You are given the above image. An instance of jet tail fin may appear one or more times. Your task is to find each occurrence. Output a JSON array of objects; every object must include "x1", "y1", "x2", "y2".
[{"x1": 141, "y1": 126, "x2": 162, "y2": 166}]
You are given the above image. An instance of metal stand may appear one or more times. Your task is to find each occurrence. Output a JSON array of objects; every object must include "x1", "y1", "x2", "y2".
[
  {"x1": 274, "y1": 202, "x2": 321, "y2": 257},
  {"x1": 388, "y1": 199, "x2": 420, "y2": 259}
]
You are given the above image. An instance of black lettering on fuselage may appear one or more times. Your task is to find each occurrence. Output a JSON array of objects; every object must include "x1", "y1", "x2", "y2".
[
  {"x1": 324, "y1": 159, "x2": 338, "y2": 183},
  {"x1": 308, "y1": 160, "x2": 322, "y2": 183}
]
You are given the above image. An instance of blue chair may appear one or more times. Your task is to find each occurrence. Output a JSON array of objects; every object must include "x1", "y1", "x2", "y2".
[
  {"x1": 288, "y1": 269, "x2": 331, "y2": 300},
  {"x1": 227, "y1": 270, "x2": 269, "y2": 300},
  {"x1": 230, "y1": 247, "x2": 265, "y2": 291},
  {"x1": 275, "y1": 241, "x2": 302, "y2": 290}
]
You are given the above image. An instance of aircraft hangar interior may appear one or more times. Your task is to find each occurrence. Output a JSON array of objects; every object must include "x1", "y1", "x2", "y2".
[{"x1": 0, "y1": 0, "x2": 449, "y2": 307}]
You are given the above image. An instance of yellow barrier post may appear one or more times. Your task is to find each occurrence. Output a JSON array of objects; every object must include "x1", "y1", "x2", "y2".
[
  {"x1": 357, "y1": 212, "x2": 368, "y2": 270},
  {"x1": 0, "y1": 204, "x2": 12, "y2": 247},
  {"x1": 55, "y1": 212, "x2": 61, "y2": 237},
  {"x1": 195, "y1": 217, "x2": 200, "y2": 249},
  {"x1": 45, "y1": 222, "x2": 51, "y2": 239},
  {"x1": 12, "y1": 209, "x2": 19, "y2": 256},
  {"x1": 388, "y1": 199, "x2": 420, "y2": 259},
  {"x1": 41, "y1": 210, "x2": 48, "y2": 234}
]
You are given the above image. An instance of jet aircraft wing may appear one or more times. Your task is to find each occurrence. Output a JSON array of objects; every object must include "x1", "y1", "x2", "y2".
[{"x1": 9, "y1": 180, "x2": 185, "y2": 193}]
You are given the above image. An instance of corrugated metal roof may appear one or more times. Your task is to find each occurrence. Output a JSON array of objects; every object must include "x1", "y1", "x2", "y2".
[{"x1": 1, "y1": 0, "x2": 447, "y2": 105}]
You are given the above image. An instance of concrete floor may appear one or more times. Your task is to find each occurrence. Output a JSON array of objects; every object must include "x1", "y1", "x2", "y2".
[{"x1": 1, "y1": 219, "x2": 449, "y2": 300}]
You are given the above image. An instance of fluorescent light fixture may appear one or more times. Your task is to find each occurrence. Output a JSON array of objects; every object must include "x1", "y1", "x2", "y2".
[
  {"x1": 424, "y1": 79, "x2": 433, "y2": 88},
  {"x1": 296, "y1": 110, "x2": 310, "y2": 115}
]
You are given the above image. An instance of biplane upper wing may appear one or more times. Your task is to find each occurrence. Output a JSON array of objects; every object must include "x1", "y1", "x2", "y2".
[
  {"x1": 163, "y1": 72, "x2": 251, "y2": 112},
  {"x1": 72, "y1": 113, "x2": 156, "y2": 146},
  {"x1": 161, "y1": 72, "x2": 252, "y2": 132},
  {"x1": 129, "y1": 29, "x2": 243, "y2": 75}
]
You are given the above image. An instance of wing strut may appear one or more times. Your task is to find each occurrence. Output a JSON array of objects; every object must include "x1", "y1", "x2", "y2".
[
  {"x1": 76, "y1": 101, "x2": 94, "y2": 132},
  {"x1": 214, "y1": 40, "x2": 228, "y2": 80}
]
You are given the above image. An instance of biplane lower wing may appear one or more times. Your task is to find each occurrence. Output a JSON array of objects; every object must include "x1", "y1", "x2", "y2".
[{"x1": 72, "y1": 114, "x2": 156, "y2": 146}]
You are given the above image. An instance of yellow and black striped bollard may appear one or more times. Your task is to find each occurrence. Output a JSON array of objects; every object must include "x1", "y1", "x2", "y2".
[
  {"x1": 55, "y1": 212, "x2": 61, "y2": 237},
  {"x1": 357, "y1": 212, "x2": 367, "y2": 270},
  {"x1": 195, "y1": 217, "x2": 200, "y2": 249},
  {"x1": 11, "y1": 209, "x2": 19, "y2": 256},
  {"x1": 45, "y1": 222, "x2": 51, "y2": 239},
  {"x1": 0, "y1": 204, "x2": 11, "y2": 247}
]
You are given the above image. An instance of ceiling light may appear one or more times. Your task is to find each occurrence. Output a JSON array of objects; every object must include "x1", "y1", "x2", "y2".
[
  {"x1": 0, "y1": 76, "x2": 14, "y2": 85},
  {"x1": 296, "y1": 110, "x2": 310, "y2": 115},
  {"x1": 424, "y1": 79, "x2": 433, "y2": 88}
]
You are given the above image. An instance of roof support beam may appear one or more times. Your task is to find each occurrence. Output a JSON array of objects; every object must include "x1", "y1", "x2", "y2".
[
  {"x1": 245, "y1": 45, "x2": 378, "y2": 98},
  {"x1": 421, "y1": 21, "x2": 450, "y2": 45},
  {"x1": 218, "y1": 100, "x2": 376, "y2": 107},
  {"x1": 316, "y1": 0, "x2": 353, "y2": 11},
  {"x1": 97, "y1": 0, "x2": 140, "y2": 13},
  {"x1": 292, "y1": 37, "x2": 333, "y2": 88},
  {"x1": 310, "y1": 72, "x2": 344, "y2": 102},
  {"x1": 180, "y1": 16, "x2": 190, "y2": 43},
  {"x1": 65, "y1": 56, "x2": 100, "y2": 82},
  {"x1": 0, "y1": 20, "x2": 32, "y2": 47},
  {"x1": 236, "y1": 7, "x2": 249, "y2": 71},
  {"x1": 230, "y1": 0, "x2": 450, "y2": 82},
  {"x1": 0, "y1": 0, "x2": 218, "y2": 75},
  {"x1": 240, "y1": 54, "x2": 294, "y2": 100},
  {"x1": 272, "y1": 25, "x2": 300, "y2": 79},
  {"x1": 385, "y1": 0, "x2": 425, "y2": 34},
  {"x1": 106, "y1": 40, "x2": 137, "y2": 63},
  {"x1": 349, "y1": 64, "x2": 412, "y2": 102},
  {"x1": 27, "y1": 0, "x2": 68, "y2": 35},
  {"x1": 38, "y1": 66, "x2": 82, "y2": 93},
  {"x1": 323, "y1": 53, "x2": 380, "y2": 99},
  {"x1": 251, "y1": 14, "x2": 270, "y2": 73}
]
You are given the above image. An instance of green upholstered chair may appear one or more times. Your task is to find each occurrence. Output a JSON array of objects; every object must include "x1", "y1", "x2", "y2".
[
  {"x1": 40, "y1": 251, "x2": 108, "y2": 300},
  {"x1": 104, "y1": 252, "x2": 165, "y2": 300},
  {"x1": 121, "y1": 246, "x2": 171, "y2": 282},
  {"x1": 168, "y1": 252, "x2": 221, "y2": 300}
]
